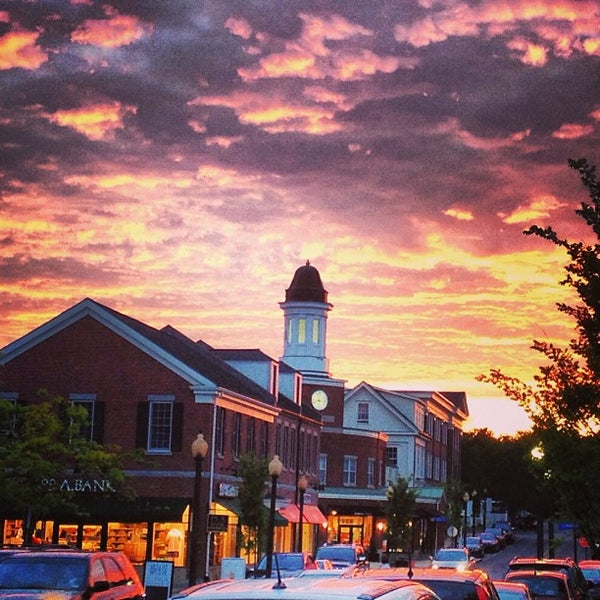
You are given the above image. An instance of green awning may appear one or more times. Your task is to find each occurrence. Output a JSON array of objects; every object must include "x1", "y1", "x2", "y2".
[{"x1": 216, "y1": 498, "x2": 288, "y2": 527}]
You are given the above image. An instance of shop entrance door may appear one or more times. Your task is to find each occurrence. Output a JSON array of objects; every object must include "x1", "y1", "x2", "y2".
[{"x1": 339, "y1": 525, "x2": 363, "y2": 545}]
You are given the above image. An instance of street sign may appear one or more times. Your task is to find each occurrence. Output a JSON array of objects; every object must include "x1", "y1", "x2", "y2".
[
  {"x1": 557, "y1": 522, "x2": 577, "y2": 531},
  {"x1": 447, "y1": 525, "x2": 458, "y2": 538}
]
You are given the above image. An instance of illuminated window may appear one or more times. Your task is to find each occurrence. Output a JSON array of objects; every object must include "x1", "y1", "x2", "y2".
[
  {"x1": 312, "y1": 319, "x2": 319, "y2": 343},
  {"x1": 298, "y1": 318, "x2": 306, "y2": 343},
  {"x1": 287, "y1": 319, "x2": 293, "y2": 344}
]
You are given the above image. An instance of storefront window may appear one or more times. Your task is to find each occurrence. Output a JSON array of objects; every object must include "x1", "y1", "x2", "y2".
[
  {"x1": 108, "y1": 522, "x2": 147, "y2": 564},
  {"x1": 152, "y1": 522, "x2": 186, "y2": 567}
]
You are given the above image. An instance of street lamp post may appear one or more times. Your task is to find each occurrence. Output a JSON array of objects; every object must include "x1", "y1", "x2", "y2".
[
  {"x1": 462, "y1": 492, "x2": 470, "y2": 547},
  {"x1": 189, "y1": 433, "x2": 209, "y2": 586},
  {"x1": 265, "y1": 455, "x2": 283, "y2": 578},
  {"x1": 296, "y1": 475, "x2": 308, "y2": 552}
]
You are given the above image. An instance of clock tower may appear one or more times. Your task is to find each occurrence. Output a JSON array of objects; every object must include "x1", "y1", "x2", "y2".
[{"x1": 280, "y1": 261, "x2": 345, "y2": 425}]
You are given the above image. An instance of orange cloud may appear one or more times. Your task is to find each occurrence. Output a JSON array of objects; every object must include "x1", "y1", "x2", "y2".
[
  {"x1": 394, "y1": 1, "x2": 600, "y2": 65},
  {"x1": 191, "y1": 90, "x2": 344, "y2": 134},
  {"x1": 0, "y1": 30, "x2": 47, "y2": 70},
  {"x1": 552, "y1": 122, "x2": 595, "y2": 139},
  {"x1": 225, "y1": 16, "x2": 253, "y2": 40},
  {"x1": 445, "y1": 208, "x2": 474, "y2": 221},
  {"x1": 72, "y1": 12, "x2": 148, "y2": 47},
  {"x1": 500, "y1": 195, "x2": 567, "y2": 224},
  {"x1": 48, "y1": 102, "x2": 136, "y2": 141},
  {"x1": 238, "y1": 12, "x2": 401, "y2": 82},
  {"x1": 507, "y1": 37, "x2": 548, "y2": 66}
]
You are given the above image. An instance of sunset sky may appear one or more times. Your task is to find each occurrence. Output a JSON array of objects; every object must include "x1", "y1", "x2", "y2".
[{"x1": 2, "y1": 1, "x2": 600, "y2": 437}]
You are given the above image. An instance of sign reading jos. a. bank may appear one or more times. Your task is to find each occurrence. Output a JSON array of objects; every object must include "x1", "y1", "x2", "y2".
[{"x1": 41, "y1": 478, "x2": 116, "y2": 493}]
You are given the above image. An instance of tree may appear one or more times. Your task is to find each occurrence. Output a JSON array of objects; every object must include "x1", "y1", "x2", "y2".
[
  {"x1": 0, "y1": 389, "x2": 128, "y2": 544},
  {"x1": 385, "y1": 477, "x2": 417, "y2": 555},
  {"x1": 461, "y1": 429, "x2": 548, "y2": 518},
  {"x1": 236, "y1": 452, "x2": 268, "y2": 564},
  {"x1": 478, "y1": 158, "x2": 600, "y2": 556}
]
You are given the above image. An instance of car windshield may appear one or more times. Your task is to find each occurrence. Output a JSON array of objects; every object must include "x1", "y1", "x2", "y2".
[
  {"x1": 435, "y1": 550, "x2": 467, "y2": 561},
  {"x1": 581, "y1": 568, "x2": 600, "y2": 581},
  {"x1": 316, "y1": 548, "x2": 355, "y2": 563},
  {"x1": 0, "y1": 556, "x2": 87, "y2": 590},
  {"x1": 509, "y1": 576, "x2": 566, "y2": 597},
  {"x1": 258, "y1": 554, "x2": 304, "y2": 571},
  {"x1": 419, "y1": 579, "x2": 477, "y2": 600}
]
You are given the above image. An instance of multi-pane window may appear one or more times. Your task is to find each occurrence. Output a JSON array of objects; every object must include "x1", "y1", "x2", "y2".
[
  {"x1": 0, "y1": 392, "x2": 18, "y2": 435},
  {"x1": 260, "y1": 421, "x2": 269, "y2": 458},
  {"x1": 319, "y1": 454, "x2": 328, "y2": 486},
  {"x1": 148, "y1": 396, "x2": 173, "y2": 452},
  {"x1": 215, "y1": 407, "x2": 225, "y2": 455},
  {"x1": 385, "y1": 446, "x2": 398, "y2": 467},
  {"x1": 357, "y1": 402, "x2": 369, "y2": 423},
  {"x1": 312, "y1": 319, "x2": 319, "y2": 343},
  {"x1": 343, "y1": 455, "x2": 357, "y2": 486},
  {"x1": 232, "y1": 412, "x2": 242, "y2": 458},
  {"x1": 367, "y1": 458, "x2": 375, "y2": 487},
  {"x1": 71, "y1": 397, "x2": 95, "y2": 441},
  {"x1": 246, "y1": 417, "x2": 255, "y2": 454}
]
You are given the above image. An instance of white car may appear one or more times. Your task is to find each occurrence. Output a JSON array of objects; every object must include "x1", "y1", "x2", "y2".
[
  {"x1": 170, "y1": 575, "x2": 442, "y2": 600},
  {"x1": 431, "y1": 548, "x2": 475, "y2": 571}
]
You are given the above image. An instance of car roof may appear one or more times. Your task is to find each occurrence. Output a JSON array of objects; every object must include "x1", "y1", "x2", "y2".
[
  {"x1": 173, "y1": 576, "x2": 440, "y2": 600},
  {"x1": 509, "y1": 558, "x2": 575, "y2": 567},
  {"x1": 578, "y1": 561, "x2": 600, "y2": 568},
  {"x1": 494, "y1": 582, "x2": 530, "y2": 590},
  {"x1": 506, "y1": 570, "x2": 569, "y2": 580},
  {"x1": 348, "y1": 567, "x2": 491, "y2": 583}
]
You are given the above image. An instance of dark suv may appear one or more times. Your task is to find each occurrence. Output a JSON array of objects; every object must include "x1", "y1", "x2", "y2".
[
  {"x1": 506, "y1": 557, "x2": 589, "y2": 600},
  {"x1": 0, "y1": 549, "x2": 145, "y2": 600},
  {"x1": 315, "y1": 544, "x2": 367, "y2": 570},
  {"x1": 348, "y1": 567, "x2": 501, "y2": 600}
]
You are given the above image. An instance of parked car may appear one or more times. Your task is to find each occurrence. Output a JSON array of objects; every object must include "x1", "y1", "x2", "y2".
[
  {"x1": 0, "y1": 549, "x2": 145, "y2": 600},
  {"x1": 315, "y1": 544, "x2": 368, "y2": 570},
  {"x1": 479, "y1": 532, "x2": 500, "y2": 553},
  {"x1": 485, "y1": 528, "x2": 507, "y2": 549},
  {"x1": 431, "y1": 548, "x2": 475, "y2": 571},
  {"x1": 249, "y1": 552, "x2": 315, "y2": 578},
  {"x1": 465, "y1": 536, "x2": 485, "y2": 559},
  {"x1": 506, "y1": 557, "x2": 588, "y2": 600},
  {"x1": 493, "y1": 522, "x2": 515, "y2": 544},
  {"x1": 579, "y1": 561, "x2": 600, "y2": 599},
  {"x1": 170, "y1": 575, "x2": 442, "y2": 600},
  {"x1": 345, "y1": 566, "x2": 501, "y2": 600},
  {"x1": 495, "y1": 581, "x2": 534, "y2": 600},
  {"x1": 504, "y1": 570, "x2": 575, "y2": 600}
]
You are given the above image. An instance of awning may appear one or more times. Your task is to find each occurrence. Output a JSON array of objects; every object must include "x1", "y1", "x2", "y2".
[
  {"x1": 278, "y1": 504, "x2": 327, "y2": 525},
  {"x1": 216, "y1": 498, "x2": 288, "y2": 527}
]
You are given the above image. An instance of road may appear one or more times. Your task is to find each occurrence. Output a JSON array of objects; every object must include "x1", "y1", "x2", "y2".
[{"x1": 473, "y1": 528, "x2": 585, "y2": 581}]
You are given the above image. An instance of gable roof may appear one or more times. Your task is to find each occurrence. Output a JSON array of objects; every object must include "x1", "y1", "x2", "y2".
[{"x1": 0, "y1": 298, "x2": 277, "y2": 406}]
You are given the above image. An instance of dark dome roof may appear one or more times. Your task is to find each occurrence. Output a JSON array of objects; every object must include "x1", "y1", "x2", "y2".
[{"x1": 285, "y1": 261, "x2": 328, "y2": 302}]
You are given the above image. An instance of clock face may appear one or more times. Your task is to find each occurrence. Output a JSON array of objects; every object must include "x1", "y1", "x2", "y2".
[{"x1": 311, "y1": 389, "x2": 329, "y2": 411}]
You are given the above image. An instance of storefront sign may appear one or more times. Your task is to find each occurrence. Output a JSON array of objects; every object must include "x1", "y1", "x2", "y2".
[
  {"x1": 218, "y1": 483, "x2": 238, "y2": 498},
  {"x1": 208, "y1": 514, "x2": 229, "y2": 531},
  {"x1": 41, "y1": 478, "x2": 116, "y2": 492},
  {"x1": 144, "y1": 560, "x2": 174, "y2": 600}
]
